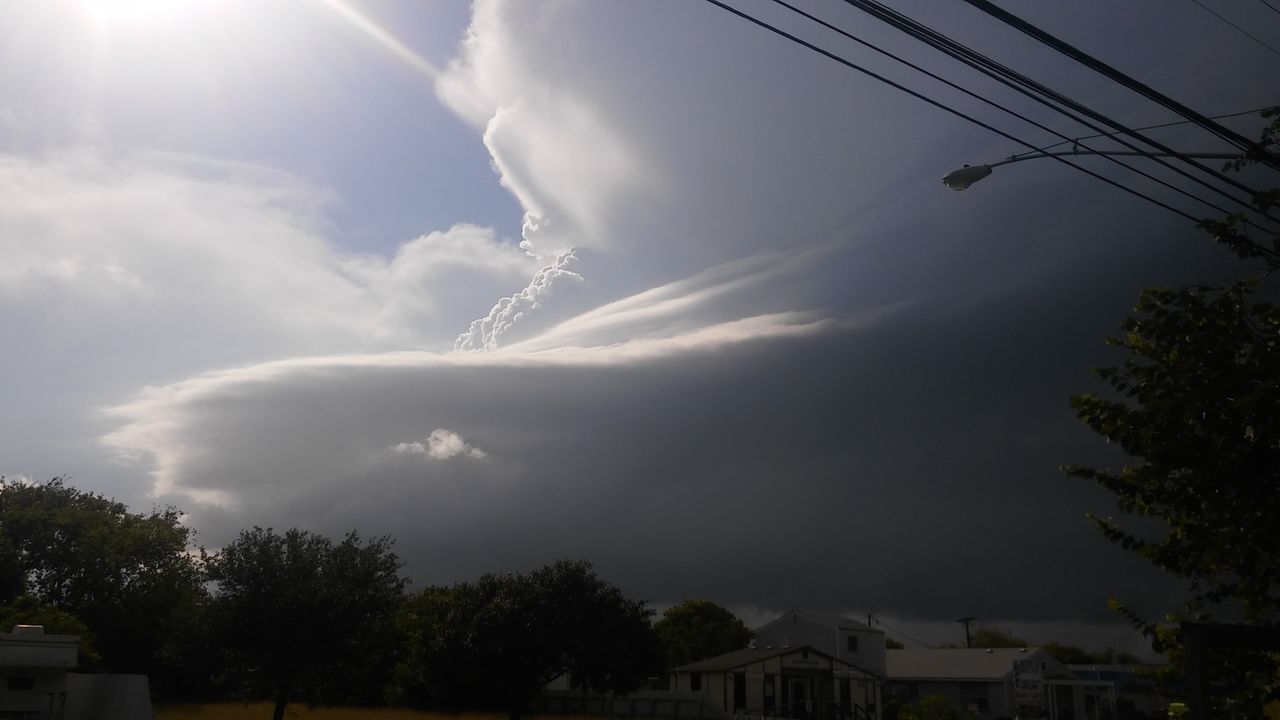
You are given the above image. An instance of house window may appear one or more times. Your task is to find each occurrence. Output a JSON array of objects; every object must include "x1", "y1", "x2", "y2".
[
  {"x1": 690, "y1": 672, "x2": 702, "y2": 692},
  {"x1": 764, "y1": 675, "x2": 776, "y2": 710},
  {"x1": 7, "y1": 676, "x2": 35, "y2": 691},
  {"x1": 847, "y1": 635, "x2": 859, "y2": 653},
  {"x1": 734, "y1": 672, "x2": 747, "y2": 710}
]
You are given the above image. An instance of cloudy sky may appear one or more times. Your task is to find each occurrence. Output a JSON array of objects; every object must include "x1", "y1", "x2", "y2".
[{"x1": 3, "y1": 0, "x2": 1277, "y2": 655}]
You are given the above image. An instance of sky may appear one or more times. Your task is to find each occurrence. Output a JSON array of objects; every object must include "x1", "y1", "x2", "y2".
[{"x1": 2, "y1": 0, "x2": 1278, "y2": 656}]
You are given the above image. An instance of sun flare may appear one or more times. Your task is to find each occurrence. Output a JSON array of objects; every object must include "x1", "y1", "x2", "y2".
[{"x1": 75, "y1": 0, "x2": 219, "y2": 30}]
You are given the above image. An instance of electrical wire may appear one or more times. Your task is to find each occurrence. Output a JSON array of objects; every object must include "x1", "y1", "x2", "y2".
[
  {"x1": 839, "y1": 0, "x2": 1270, "y2": 221},
  {"x1": 1188, "y1": 0, "x2": 1280, "y2": 59},
  {"x1": 956, "y1": 0, "x2": 1280, "y2": 170},
  {"x1": 1007, "y1": 105, "x2": 1279, "y2": 160},
  {"x1": 1260, "y1": 0, "x2": 1280, "y2": 18},
  {"x1": 765, "y1": 0, "x2": 1261, "y2": 224},
  {"x1": 697, "y1": 0, "x2": 1206, "y2": 224}
]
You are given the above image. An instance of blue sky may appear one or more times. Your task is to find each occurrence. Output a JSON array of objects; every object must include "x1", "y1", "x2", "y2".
[{"x1": 2, "y1": 0, "x2": 1278, "y2": 653}]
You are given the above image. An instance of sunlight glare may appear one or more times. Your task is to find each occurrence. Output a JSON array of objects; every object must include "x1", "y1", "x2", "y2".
[{"x1": 76, "y1": 0, "x2": 219, "y2": 30}]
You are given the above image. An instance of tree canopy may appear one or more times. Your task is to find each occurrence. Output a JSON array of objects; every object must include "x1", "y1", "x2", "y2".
[
  {"x1": 0, "y1": 477, "x2": 203, "y2": 682},
  {"x1": 204, "y1": 527, "x2": 406, "y2": 720},
  {"x1": 398, "y1": 559, "x2": 662, "y2": 720},
  {"x1": 653, "y1": 599, "x2": 752, "y2": 669}
]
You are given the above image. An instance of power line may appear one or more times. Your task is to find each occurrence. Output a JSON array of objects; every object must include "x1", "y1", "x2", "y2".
[
  {"x1": 1260, "y1": 0, "x2": 1280, "y2": 18},
  {"x1": 858, "y1": 612, "x2": 933, "y2": 649},
  {"x1": 1008, "y1": 105, "x2": 1280, "y2": 160},
  {"x1": 1188, "y1": 0, "x2": 1280, "y2": 58},
  {"x1": 956, "y1": 0, "x2": 1280, "y2": 170},
  {"x1": 698, "y1": 0, "x2": 1205, "y2": 224},
  {"x1": 838, "y1": 0, "x2": 1270, "y2": 222},
  {"x1": 767, "y1": 0, "x2": 1264, "y2": 224}
]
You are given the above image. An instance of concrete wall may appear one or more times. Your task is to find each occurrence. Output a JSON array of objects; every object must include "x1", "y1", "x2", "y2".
[{"x1": 64, "y1": 674, "x2": 153, "y2": 720}]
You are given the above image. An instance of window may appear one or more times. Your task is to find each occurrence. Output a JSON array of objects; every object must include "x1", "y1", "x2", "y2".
[
  {"x1": 734, "y1": 672, "x2": 747, "y2": 710},
  {"x1": 847, "y1": 635, "x2": 859, "y2": 653},
  {"x1": 764, "y1": 675, "x2": 776, "y2": 710},
  {"x1": 690, "y1": 672, "x2": 702, "y2": 692},
  {"x1": 7, "y1": 676, "x2": 35, "y2": 691}
]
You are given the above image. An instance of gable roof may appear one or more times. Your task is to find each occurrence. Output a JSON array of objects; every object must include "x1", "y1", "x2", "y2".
[
  {"x1": 755, "y1": 610, "x2": 877, "y2": 633},
  {"x1": 887, "y1": 648, "x2": 1069, "y2": 682},
  {"x1": 677, "y1": 645, "x2": 844, "y2": 673}
]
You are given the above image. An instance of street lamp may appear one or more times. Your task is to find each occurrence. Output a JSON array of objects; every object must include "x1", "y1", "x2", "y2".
[{"x1": 942, "y1": 149, "x2": 1240, "y2": 191}]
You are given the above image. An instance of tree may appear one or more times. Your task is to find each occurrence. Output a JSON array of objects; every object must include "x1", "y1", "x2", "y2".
[
  {"x1": 1065, "y1": 107, "x2": 1280, "y2": 714},
  {"x1": 972, "y1": 627, "x2": 1027, "y2": 649},
  {"x1": 399, "y1": 559, "x2": 662, "y2": 720},
  {"x1": 653, "y1": 599, "x2": 752, "y2": 669},
  {"x1": 0, "y1": 476, "x2": 204, "y2": 686},
  {"x1": 897, "y1": 695, "x2": 976, "y2": 720},
  {"x1": 204, "y1": 527, "x2": 407, "y2": 720},
  {"x1": 1041, "y1": 641, "x2": 1139, "y2": 666},
  {"x1": 887, "y1": 637, "x2": 905, "y2": 649}
]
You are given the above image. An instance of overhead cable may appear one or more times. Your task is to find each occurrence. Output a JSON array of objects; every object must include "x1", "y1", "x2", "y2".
[
  {"x1": 955, "y1": 0, "x2": 1280, "y2": 169},
  {"x1": 698, "y1": 0, "x2": 1204, "y2": 223},
  {"x1": 766, "y1": 0, "x2": 1260, "y2": 223},
  {"x1": 839, "y1": 0, "x2": 1270, "y2": 220},
  {"x1": 1007, "y1": 105, "x2": 1280, "y2": 160},
  {"x1": 1188, "y1": 0, "x2": 1280, "y2": 59}
]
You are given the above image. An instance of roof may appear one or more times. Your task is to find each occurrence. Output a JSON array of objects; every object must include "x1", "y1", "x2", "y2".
[
  {"x1": 756, "y1": 610, "x2": 876, "y2": 633},
  {"x1": 677, "y1": 645, "x2": 835, "y2": 673},
  {"x1": 887, "y1": 648, "x2": 1050, "y2": 682}
]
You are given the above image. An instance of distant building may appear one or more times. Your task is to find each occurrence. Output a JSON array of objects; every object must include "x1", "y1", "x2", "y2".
[
  {"x1": 671, "y1": 644, "x2": 880, "y2": 720},
  {"x1": 0, "y1": 624, "x2": 78, "y2": 719},
  {"x1": 753, "y1": 611, "x2": 888, "y2": 678},
  {"x1": 0, "y1": 624, "x2": 153, "y2": 720},
  {"x1": 1069, "y1": 664, "x2": 1167, "y2": 720},
  {"x1": 886, "y1": 647, "x2": 1117, "y2": 720}
]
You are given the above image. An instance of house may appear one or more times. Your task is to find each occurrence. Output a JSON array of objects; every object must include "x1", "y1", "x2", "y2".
[
  {"x1": 671, "y1": 644, "x2": 881, "y2": 719},
  {"x1": 1069, "y1": 664, "x2": 1167, "y2": 720},
  {"x1": 754, "y1": 611, "x2": 888, "y2": 678},
  {"x1": 0, "y1": 625, "x2": 153, "y2": 720},
  {"x1": 0, "y1": 624, "x2": 78, "y2": 719},
  {"x1": 886, "y1": 648, "x2": 1117, "y2": 720}
]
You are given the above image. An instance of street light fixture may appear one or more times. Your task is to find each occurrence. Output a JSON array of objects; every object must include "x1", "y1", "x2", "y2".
[{"x1": 942, "y1": 149, "x2": 1240, "y2": 191}]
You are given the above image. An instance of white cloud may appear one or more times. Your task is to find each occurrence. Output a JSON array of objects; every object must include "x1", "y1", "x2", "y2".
[
  {"x1": 0, "y1": 151, "x2": 538, "y2": 357},
  {"x1": 392, "y1": 429, "x2": 487, "y2": 460}
]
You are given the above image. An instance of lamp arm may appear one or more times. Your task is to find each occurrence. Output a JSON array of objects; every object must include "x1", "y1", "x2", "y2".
[{"x1": 988, "y1": 149, "x2": 1239, "y2": 169}]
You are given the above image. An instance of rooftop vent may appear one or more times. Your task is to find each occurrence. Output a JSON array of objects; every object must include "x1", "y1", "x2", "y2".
[
  {"x1": 984, "y1": 648, "x2": 994, "y2": 654},
  {"x1": 1019, "y1": 648, "x2": 1028, "y2": 653},
  {"x1": 12, "y1": 625, "x2": 44, "y2": 635}
]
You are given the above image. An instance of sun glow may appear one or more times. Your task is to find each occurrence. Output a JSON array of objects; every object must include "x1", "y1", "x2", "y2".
[{"x1": 75, "y1": 0, "x2": 221, "y2": 30}]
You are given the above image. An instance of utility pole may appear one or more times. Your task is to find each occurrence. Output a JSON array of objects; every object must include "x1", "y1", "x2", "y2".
[{"x1": 956, "y1": 616, "x2": 978, "y2": 648}]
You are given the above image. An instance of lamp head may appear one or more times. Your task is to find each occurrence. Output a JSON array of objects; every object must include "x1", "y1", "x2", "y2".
[{"x1": 942, "y1": 164, "x2": 992, "y2": 191}]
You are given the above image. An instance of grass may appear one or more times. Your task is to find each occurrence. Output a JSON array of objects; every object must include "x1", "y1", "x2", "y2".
[{"x1": 155, "y1": 705, "x2": 508, "y2": 720}]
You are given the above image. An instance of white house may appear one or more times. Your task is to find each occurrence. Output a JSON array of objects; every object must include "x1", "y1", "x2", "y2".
[
  {"x1": 671, "y1": 644, "x2": 880, "y2": 720},
  {"x1": 887, "y1": 648, "x2": 1116, "y2": 720},
  {"x1": 0, "y1": 625, "x2": 153, "y2": 720},
  {"x1": 753, "y1": 611, "x2": 888, "y2": 678},
  {"x1": 0, "y1": 625, "x2": 78, "y2": 719}
]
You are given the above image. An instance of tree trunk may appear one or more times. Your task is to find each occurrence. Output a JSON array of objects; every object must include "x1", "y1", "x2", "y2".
[{"x1": 273, "y1": 681, "x2": 291, "y2": 720}]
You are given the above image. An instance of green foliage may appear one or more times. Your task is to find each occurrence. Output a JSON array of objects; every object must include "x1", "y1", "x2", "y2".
[
  {"x1": 897, "y1": 695, "x2": 976, "y2": 720},
  {"x1": 971, "y1": 627, "x2": 1026, "y2": 648},
  {"x1": 397, "y1": 559, "x2": 662, "y2": 719},
  {"x1": 1064, "y1": 280, "x2": 1280, "y2": 622},
  {"x1": 1066, "y1": 107, "x2": 1280, "y2": 716},
  {"x1": 0, "y1": 596, "x2": 100, "y2": 665},
  {"x1": 1041, "y1": 641, "x2": 1139, "y2": 665},
  {"x1": 205, "y1": 527, "x2": 407, "y2": 720},
  {"x1": 0, "y1": 476, "x2": 204, "y2": 682},
  {"x1": 886, "y1": 637, "x2": 905, "y2": 649},
  {"x1": 653, "y1": 599, "x2": 752, "y2": 670}
]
